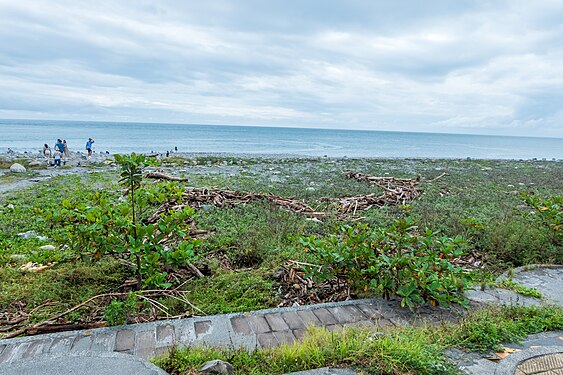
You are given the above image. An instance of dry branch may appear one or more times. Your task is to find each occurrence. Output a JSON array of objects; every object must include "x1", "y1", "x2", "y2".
[{"x1": 145, "y1": 171, "x2": 189, "y2": 182}]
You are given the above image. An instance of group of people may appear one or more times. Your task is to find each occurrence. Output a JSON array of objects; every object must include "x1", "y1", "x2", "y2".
[{"x1": 42, "y1": 137, "x2": 95, "y2": 167}]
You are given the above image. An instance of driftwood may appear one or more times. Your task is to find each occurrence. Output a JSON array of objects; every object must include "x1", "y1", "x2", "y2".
[
  {"x1": 145, "y1": 171, "x2": 189, "y2": 182},
  {"x1": 1, "y1": 289, "x2": 202, "y2": 340},
  {"x1": 332, "y1": 172, "x2": 423, "y2": 215},
  {"x1": 150, "y1": 187, "x2": 326, "y2": 217},
  {"x1": 276, "y1": 262, "x2": 351, "y2": 307}
]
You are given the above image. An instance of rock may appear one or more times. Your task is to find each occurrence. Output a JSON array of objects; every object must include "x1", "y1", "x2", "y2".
[
  {"x1": 9, "y1": 254, "x2": 27, "y2": 261},
  {"x1": 28, "y1": 160, "x2": 46, "y2": 167},
  {"x1": 10, "y1": 163, "x2": 26, "y2": 173},
  {"x1": 199, "y1": 360, "x2": 234, "y2": 375},
  {"x1": 18, "y1": 230, "x2": 48, "y2": 241},
  {"x1": 39, "y1": 245, "x2": 56, "y2": 251}
]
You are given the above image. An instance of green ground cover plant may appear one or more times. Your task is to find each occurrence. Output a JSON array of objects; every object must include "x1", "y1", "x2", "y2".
[
  {"x1": 0, "y1": 157, "x2": 561, "y2": 336},
  {"x1": 300, "y1": 217, "x2": 471, "y2": 309},
  {"x1": 153, "y1": 305, "x2": 563, "y2": 375}
]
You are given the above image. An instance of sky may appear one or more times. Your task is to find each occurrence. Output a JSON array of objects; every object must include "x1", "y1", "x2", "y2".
[{"x1": 0, "y1": 1, "x2": 562, "y2": 137}]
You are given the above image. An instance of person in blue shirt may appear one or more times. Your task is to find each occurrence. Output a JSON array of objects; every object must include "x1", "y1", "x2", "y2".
[
  {"x1": 86, "y1": 138, "x2": 95, "y2": 157},
  {"x1": 55, "y1": 139, "x2": 65, "y2": 154}
]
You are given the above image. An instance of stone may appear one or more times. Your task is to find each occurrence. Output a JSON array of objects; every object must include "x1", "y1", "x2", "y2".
[
  {"x1": 39, "y1": 245, "x2": 56, "y2": 251},
  {"x1": 9, "y1": 163, "x2": 26, "y2": 173},
  {"x1": 17, "y1": 230, "x2": 47, "y2": 240},
  {"x1": 199, "y1": 359, "x2": 234, "y2": 375}
]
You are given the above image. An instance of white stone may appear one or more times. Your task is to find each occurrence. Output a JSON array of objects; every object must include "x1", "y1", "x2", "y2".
[{"x1": 9, "y1": 163, "x2": 26, "y2": 173}]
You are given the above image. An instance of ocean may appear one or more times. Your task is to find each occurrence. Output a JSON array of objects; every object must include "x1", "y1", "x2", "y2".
[{"x1": 0, "y1": 119, "x2": 561, "y2": 159}]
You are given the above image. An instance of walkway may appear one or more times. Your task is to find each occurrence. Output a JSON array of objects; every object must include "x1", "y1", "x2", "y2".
[{"x1": 0, "y1": 266, "x2": 560, "y2": 374}]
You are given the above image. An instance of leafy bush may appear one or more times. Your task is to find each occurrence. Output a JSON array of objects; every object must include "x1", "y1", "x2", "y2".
[
  {"x1": 103, "y1": 292, "x2": 140, "y2": 326},
  {"x1": 521, "y1": 192, "x2": 562, "y2": 244},
  {"x1": 44, "y1": 153, "x2": 200, "y2": 289},
  {"x1": 300, "y1": 217, "x2": 471, "y2": 310}
]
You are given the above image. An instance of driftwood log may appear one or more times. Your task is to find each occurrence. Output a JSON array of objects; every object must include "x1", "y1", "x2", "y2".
[{"x1": 145, "y1": 171, "x2": 189, "y2": 182}]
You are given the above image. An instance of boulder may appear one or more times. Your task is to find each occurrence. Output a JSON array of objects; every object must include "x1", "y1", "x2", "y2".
[
  {"x1": 199, "y1": 360, "x2": 234, "y2": 375},
  {"x1": 39, "y1": 245, "x2": 56, "y2": 251},
  {"x1": 28, "y1": 160, "x2": 46, "y2": 167},
  {"x1": 10, "y1": 163, "x2": 26, "y2": 173}
]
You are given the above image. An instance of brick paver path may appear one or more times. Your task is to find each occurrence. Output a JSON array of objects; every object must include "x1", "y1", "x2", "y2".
[{"x1": 0, "y1": 298, "x2": 460, "y2": 364}]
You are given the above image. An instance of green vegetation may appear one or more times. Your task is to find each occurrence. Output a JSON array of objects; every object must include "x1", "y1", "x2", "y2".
[
  {"x1": 301, "y1": 218, "x2": 471, "y2": 310},
  {"x1": 154, "y1": 305, "x2": 563, "y2": 375},
  {"x1": 0, "y1": 157, "x2": 561, "y2": 338}
]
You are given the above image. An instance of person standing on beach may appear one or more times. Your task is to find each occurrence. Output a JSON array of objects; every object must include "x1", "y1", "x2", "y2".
[
  {"x1": 53, "y1": 151, "x2": 62, "y2": 167},
  {"x1": 63, "y1": 140, "x2": 70, "y2": 157},
  {"x1": 55, "y1": 139, "x2": 64, "y2": 154},
  {"x1": 86, "y1": 138, "x2": 94, "y2": 157},
  {"x1": 43, "y1": 144, "x2": 52, "y2": 158}
]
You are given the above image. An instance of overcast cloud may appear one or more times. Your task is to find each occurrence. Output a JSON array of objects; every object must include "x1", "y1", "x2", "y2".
[{"x1": 1, "y1": 0, "x2": 562, "y2": 137}]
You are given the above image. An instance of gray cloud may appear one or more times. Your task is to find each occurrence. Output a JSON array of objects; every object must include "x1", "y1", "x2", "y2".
[{"x1": 0, "y1": 0, "x2": 562, "y2": 136}]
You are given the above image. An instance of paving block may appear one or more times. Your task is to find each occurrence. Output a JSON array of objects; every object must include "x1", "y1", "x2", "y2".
[
  {"x1": 48, "y1": 336, "x2": 74, "y2": 354},
  {"x1": 247, "y1": 315, "x2": 271, "y2": 334},
  {"x1": 0, "y1": 345, "x2": 16, "y2": 363},
  {"x1": 231, "y1": 316, "x2": 253, "y2": 335},
  {"x1": 296, "y1": 310, "x2": 321, "y2": 327},
  {"x1": 7, "y1": 343, "x2": 30, "y2": 363},
  {"x1": 293, "y1": 329, "x2": 306, "y2": 340},
  {"x1": 312, "y1": 308, "x2": 338, "y2": 325},
  {"x1": 265, "y1": 313, "x2": 290, "y2": 332},
  {"x1": 195, "y1": 320, "x2": 212, "y2": 337},
  {"x1": 257, "y1": 332, "x2": 279, "y2": 349},
  {"x1": 273, "y1": 330, "x2": 296, "y2": 345},
  {"x1": 156, "y1": 324, "x2": 176, "y2": 347},
  {"x1": 327, "y1": 306, "x2": 362, "y2": 324},
  {"x1": 135, "y1": 330, "x2": 156, "y2": 359},
  {"x1": 282, "y1": 311, "x2": 306, "y2": 330},
  {"x1": 114, "y1": 329, "x2": 136, "y2": 353},
  {"x1": 90, "y1": 332, "x2": 116, "y2": 352},
  {"x1": 356, "y1": 303, "x2": 384, "y2": 320},
  {"x1": 71, "y1": 334, "x2": 92, "y2": 352},
  {"x1": 22, "y1": 339, "x2": 51, "y2": 358}
]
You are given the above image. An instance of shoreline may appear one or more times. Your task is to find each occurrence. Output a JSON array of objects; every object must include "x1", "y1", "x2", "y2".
[{"x1": 0, "y1": 150, "x2": 561, "y2": 163}]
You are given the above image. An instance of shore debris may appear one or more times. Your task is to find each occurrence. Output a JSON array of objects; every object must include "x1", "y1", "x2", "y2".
[
  {"x1": 323, "y1": 172, "x2": 424, "y2": 215},
  {"x1": 149, "y1": 187, "x2": 326, "y2": 218},
  {"x1": 276, "y1": 261, "x2": 351, "y2": 307},
  {"x1": 145, "y1": 171, "x2": 189, "y2": 182}
]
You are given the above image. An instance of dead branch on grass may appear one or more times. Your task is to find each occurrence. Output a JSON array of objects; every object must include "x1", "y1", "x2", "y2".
[{"x1": 1, "y1": 289, "x2": 203, "y2": 340}]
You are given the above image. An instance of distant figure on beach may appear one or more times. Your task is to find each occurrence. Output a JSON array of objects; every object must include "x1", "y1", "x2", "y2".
[
  {"x1": 54, "y1": 151, "x2": 62, "y2": 167},
  {"x1": 174, "y1": 146, "x2": 178, "y2": 152},
  {"x1": 86, "y1": 138, "x2": 94, "y2": 157},
  {"x1": 63, "y1": 140, "x2": 70, "y2": 157},
  {"x1": 43, "y1": 144, "x2": 52, "y2": 158},
  {"x1": 55, "y1": 139, "x2": 64, "y2": 154}
]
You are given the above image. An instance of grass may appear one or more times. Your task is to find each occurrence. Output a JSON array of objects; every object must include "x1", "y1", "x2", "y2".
[
  {"x1": 0, "y1": 157, "x2": 561, "y2": 335},
  {"x1": 153, "y1": 305, "x2": 563, "y2": 375}
]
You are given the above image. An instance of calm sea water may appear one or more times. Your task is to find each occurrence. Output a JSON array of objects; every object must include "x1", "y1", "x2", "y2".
[{"x1": 0, "y1": 119, "x2": 561, "y2": 159}]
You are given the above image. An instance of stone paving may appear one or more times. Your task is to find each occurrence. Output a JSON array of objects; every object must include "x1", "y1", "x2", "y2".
[
  {"x1": 0, "y1": 265, "x2": 560, "y2": 374},
  {"x1": 0, "y1": 298, "x2": 461, "y2": 365}
]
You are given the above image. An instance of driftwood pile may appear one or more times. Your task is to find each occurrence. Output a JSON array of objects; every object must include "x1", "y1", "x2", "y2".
[
  {"x1": 332, "y1": 172, "x2": 423, "y2": 215},
  {"x1": 149, "y1": 187, "x2": 326, "y2": 218},
  {"x1": 276, "y1": 261, "x2": 351, "y2": 307}
]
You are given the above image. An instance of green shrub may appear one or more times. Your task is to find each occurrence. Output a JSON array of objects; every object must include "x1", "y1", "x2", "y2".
[
  {"x1": 300, "y1": 217, "x2": 471, "y2": 310},
  {"x1": 521, "y1": 192, "x2": 562, "y2": 244},
  {"x1": 44, "y1": 153, "x2": 201, "y2": 289}
]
